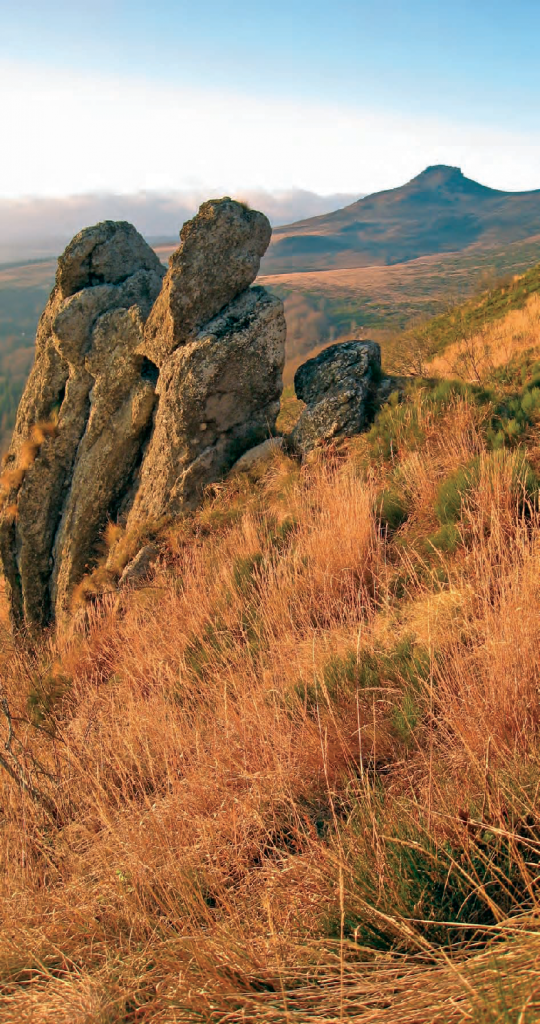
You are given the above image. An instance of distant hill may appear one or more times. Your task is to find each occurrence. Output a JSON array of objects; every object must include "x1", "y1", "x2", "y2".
[{"x1": 262, "y1": 166, "x2": 540, "y2": 274}]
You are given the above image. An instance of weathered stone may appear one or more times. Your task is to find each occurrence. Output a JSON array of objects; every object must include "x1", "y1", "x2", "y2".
[
  {"x1": 230, "y1": 436, "x2": 284, "y2": 476},
  {"x1": 0, "y1": 222, "x2": 164, "y2": 630},
  {"x1": 144, "y1": 199, "x2": 271, "y2": 366},
  {"x1": 128, "y1": 286, "x2": 286, "y2": 521},
  {"x1": 56, "y1": 220, "x2": 163, "y2": 299},
  {"x1": 118, "y1": 544, "x2": 160, "y2": 589},
  {"x1": 291, "y1": 341, "x2": 382, "y2": 454},
  {"x1": 1, "y1": 202, "x2": 285, "y2": 631},
  {"x1": 50, "y1": 309, "x2": 159, "y2": 621}
]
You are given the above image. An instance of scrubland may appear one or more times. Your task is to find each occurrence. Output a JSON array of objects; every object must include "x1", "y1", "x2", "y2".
[{"x1": 2, "y1": 291, "x2": 540, "y2": 1021}]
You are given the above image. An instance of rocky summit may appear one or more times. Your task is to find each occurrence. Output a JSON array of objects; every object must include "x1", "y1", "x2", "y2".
[{"x1": 0, "y1": 200, "x2": 285, "y2": 630}]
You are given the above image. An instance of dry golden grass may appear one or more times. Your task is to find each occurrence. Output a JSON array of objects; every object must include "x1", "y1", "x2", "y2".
[
  {"x1": 0, "y1": 419, "x2": 59, "y2": 508},
  {"x1": 429, "y1": 292, "x2": 540, "y2": 382},
  {"x1": 1, "y1": 396, "x2": 540, "y2": 1021}
]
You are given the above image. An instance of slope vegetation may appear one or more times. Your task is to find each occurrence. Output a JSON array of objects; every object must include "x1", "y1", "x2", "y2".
[
  {"x1": 381, "y1": 260, "x2": 540, "y2": 381},
  {"x1": 1, "y1": 298, "x2": 540, "y2": 1018}
]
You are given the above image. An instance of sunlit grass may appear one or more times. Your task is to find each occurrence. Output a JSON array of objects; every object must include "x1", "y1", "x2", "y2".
[{"x1": 2, "y1": 367, "x2": 540, "y2": 1019}]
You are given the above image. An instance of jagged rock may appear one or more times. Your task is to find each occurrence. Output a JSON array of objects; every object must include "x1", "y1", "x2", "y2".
[
  {"x1": 128, "y1": 286, "x2": 285, "y2": 521},
  {"x1": 1, "y1": 201, "x2": 284, "y2": 631},
  {"x1": 0, "y1": 222, "x2": 164, "y2": 629},
  {"x1": 230, "y1": 437, "x2": 284, "y2": 476},
  {"x1": 118, "y1": 544, "x2": 160, "y2": 589},
  {"x1": 144, "y1": 198, "x2": 271, "y2": 366},
  {"x1": 291, "y1": 341, "x2": 383, "y2": 454}
]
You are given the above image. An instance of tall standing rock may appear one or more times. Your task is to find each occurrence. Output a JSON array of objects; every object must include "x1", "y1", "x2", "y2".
[
  {"x1": 144, "y1": 198, "x2": 272, "y2": 366},
  {"x1": 129, "y1": 286, "x2": 285, "y2": 520},
  {"x1": 0, "y1": 201, "x2": 286, "y2": 630},
  {"x1": 0, "y1": 222, "x2": 164, "y2": 629},
  {"x1": 128, "y1": 199, "x2": 285, "y2": 520}
]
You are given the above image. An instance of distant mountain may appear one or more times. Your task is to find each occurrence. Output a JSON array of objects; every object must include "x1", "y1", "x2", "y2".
[{"x1": 262, "y1": 166, "x2": 540, "y2": 274}]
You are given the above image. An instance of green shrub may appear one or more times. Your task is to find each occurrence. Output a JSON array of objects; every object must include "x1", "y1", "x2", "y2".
[
  {"x1": 232, "y1": 552, "x2": 264, "y2": 594},
  {"x1": 426, "y1": 523, "x2": 461, "y2": 553},
  {"x1": 329, "y1": 786, "x2": 540, "y2": 954},
  {"x1": 434, "y1": 459, "x2": 480, "y2": 525},
  {"x1": 435, "y1": 451, "x2": 538, "y2": 527},
  {"x1": 27, "y1": 667, "x2": 72, "y2": 728},
  {"x1": 184, "y1": 616, "x2": 231, "y2": 683},
  {"x1": 378, "y1": 487, "x2": 410, "y2": 530},
  {"x1": 293, "y1": 638, "x2": 431, "y2": 723}
]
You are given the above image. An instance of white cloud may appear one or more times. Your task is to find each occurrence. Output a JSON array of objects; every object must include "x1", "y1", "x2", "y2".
[{"x1": 1, "y1": 59, "x2": 540, "y2": 199}]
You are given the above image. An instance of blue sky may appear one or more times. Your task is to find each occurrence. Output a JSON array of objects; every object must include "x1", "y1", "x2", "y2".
[{"x1": 1, "y1": 0, "x2": 540, "y2": 198}]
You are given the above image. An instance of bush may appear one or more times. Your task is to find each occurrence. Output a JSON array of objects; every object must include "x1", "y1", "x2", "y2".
[{"x1": 378, "y1": 487, "x2": 410, "y2": 530}]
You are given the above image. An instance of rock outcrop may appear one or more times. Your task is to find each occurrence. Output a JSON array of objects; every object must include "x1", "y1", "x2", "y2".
[
  {"x1": 0, "y1": 201, "x2": 285, "y2": 630},
  {"x1": 0, "y1": 222, "x2": 164, "y2": 629},
  {"x1": 129, "y1": 287, "x2": 285, "y2": 521},
  {"x1": 144, "y1": 198, "x2": 272, "y2": 366},
  {"x1": 291, "y1": 341, "x2": 383, "y2": 454}
]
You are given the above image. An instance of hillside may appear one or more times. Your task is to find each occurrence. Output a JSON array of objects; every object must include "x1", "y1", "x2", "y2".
[
  {"x1": 2, "y1": 290, "x2": 540, "y2": 1017},
  {"x1": 263, "y1": 165, "x2": 540, "y2": 274},
  {"x1": 5, "y1": 170, "x2": 540, "y2": 454}
]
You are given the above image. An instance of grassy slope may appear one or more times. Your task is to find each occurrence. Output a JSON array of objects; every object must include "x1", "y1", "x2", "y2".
[
  {"x1": 2, "y1": 291, "x2": 540, "y2": 1019},
  {"x1": 262, "y1": 236, "x2": 540, "y2": 369},
  {"x1": 418, "y1": 261, "x2": 540, "y2": 355}
]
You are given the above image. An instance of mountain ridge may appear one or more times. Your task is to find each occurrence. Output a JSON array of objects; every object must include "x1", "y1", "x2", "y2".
[{"x1": 262, "y1": 165, "x2": 540, "y2": 274}]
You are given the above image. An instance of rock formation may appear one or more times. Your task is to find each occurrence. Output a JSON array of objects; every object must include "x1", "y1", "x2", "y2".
[
  {"x1": 144, "y1": 198, "x2": 272, "y2": 365},
  {"x1": 291, "y1": 340, "x2": 383, "y2": 454},
  {"x1": 0, "y1": 200, "x2": 285, "y2": 631},
  {"x1": 128, "y1": 199, "x2": 284, "y2": 522}
]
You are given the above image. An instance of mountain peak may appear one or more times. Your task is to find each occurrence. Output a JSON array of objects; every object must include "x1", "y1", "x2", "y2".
[
  {"x1": 409, "y1": 165, "x2": 467, "y2": 188},
  {"x1": 264, "y1": 166, "x2": 540, "y2": 275},
  {"x1": 418, "y1": 164, "x2": 463, "y2": 178}
]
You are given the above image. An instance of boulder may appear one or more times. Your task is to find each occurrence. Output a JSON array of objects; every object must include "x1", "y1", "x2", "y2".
[
  {"x1": 128, "y1": 286, "x2": 285, "y2": 521},
  {"x1": 0, "y1": 222, "x2": 164, "y2": 629},
  {"x1": 144, "y1": 198, "x2": 271, "y2": 366},
  {"x1": 291, "y1": 341, "x2": 382, "y2": 454},
  {"x1": 118, "y1": 544, "x2": 160, "y2": 589},
  {"x1": 230, "y1": 436, "x2": 284, "y2": 476}
]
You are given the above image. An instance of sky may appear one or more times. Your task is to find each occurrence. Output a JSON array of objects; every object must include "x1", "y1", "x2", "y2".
[{"x1": 1, "y1": 0, "x2": 540, "y2": 206}]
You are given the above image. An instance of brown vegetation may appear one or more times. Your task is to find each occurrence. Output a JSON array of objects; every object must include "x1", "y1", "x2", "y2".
[
  {"x1": 1, "y1": 375, "x2": 540, "y2": 1020},
  {"x1": 429, "y1": 292, "x2": 540, "y2": 383}
]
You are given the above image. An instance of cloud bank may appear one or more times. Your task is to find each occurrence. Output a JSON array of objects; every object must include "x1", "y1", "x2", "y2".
[{"x1": 0, "y1": 189, "x2": 359, "y2": 264}]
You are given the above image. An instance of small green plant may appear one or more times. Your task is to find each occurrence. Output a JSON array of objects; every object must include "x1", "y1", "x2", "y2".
[
  {"x1": 335, "y1": 796, "x2": 540, "y2": 953},
  {"x1": 426, "y1": 522, "x2": 461, "y2": 553},
  {"x1": 232, "y1": 552, "x2": 264, "y2": 594},
  {"x1": 378, "y1": 486, "x2": 410, "y2": 530},
  {"x1": 435, "y1": 458, "x2": 480, "y2": 525},
  {"x1": 293, "y1": 638, "x2": 430, "y2": 724}
]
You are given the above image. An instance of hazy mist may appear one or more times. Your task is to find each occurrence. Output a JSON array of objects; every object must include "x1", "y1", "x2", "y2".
[{"x1": 0, "y1": 188, "x2": 359, "y2": 264}]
